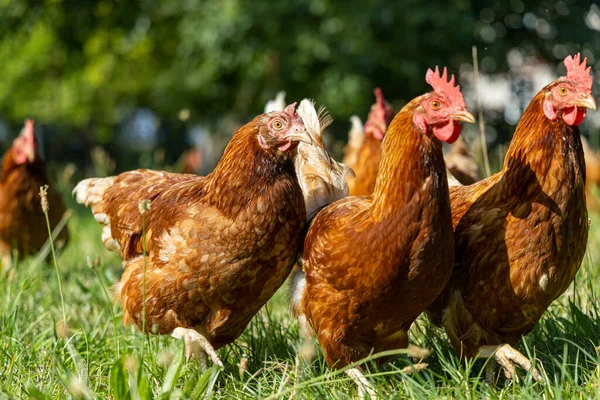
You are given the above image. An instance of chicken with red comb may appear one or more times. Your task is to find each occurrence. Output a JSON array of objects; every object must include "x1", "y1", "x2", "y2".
[
  {"x1": 0, "y1": 120, "x2": 69, "y2": 267},
  {"x1": 295, "y1": 67, "x2": 474, "y2": 398},
  {"x1": 74, "y1": 105, "x2": 312, "y2": 368},
  {"x1": 429, "y1": 53, "x2": 596, "y2": 382}
]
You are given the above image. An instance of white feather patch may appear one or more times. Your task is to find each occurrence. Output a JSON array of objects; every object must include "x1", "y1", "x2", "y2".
[
  {"x1": 348, "y1": 115, "x2": 365, "y2": 149},
  {"x1": 447, "y1": 170, "x2": 463, "y2": 187},
  {"x1": 295, "y1": 99, "x2": 351, "y2": 220},
  {"x1": 264, "y1": 91, "x2": 286, "y2": 113}
]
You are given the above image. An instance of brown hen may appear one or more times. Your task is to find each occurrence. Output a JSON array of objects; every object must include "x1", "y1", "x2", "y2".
[
  {"x1": 0, "y1": 120, "x2": 69, "y2": 267},
  {"x1": 343, "y1": 88, "x2": 394, "y2": 196},
  {"x1": 296, "y1": 68, "x2": 474, "y2": 398},
  {"x1": 429, "y1": 54, "x2": 596, "y2": 382},
  {"x1": 74, "y1": 105, "x2": 311, "y2": 368}
]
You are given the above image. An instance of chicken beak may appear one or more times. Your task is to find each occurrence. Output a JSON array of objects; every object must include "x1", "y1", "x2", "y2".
[
  {"x1": 284, "y1": 129, "x2": 314, "y2": 146},
  {"x1": 452, "y1": 110, "x2": 476, "y2": 124},
  {"x1": 576, "y1": 95, "x2": 597, "y2": 111}
]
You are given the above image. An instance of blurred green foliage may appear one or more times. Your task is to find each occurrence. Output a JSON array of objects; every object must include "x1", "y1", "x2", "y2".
[{"x1": 0, "y1": 0, "x2": 596, "y2": 169}]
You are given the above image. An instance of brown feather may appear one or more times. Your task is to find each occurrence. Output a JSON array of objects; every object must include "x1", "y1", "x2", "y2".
[
  {"x1": 0, "y1": 138, "x2": 69, "y2": 259},
  {"x1": 301, "y1": 97, "x2": 455, "y2": 367},
  {"x1": 79, "y1": 117, "x2": 306, "y2": 350},
  {"x1": 429, "y1": 83, "x2": 588, "y2": 357}
]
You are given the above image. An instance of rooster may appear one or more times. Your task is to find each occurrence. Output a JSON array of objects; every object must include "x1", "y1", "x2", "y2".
[
  {"x1": 0, "y1": 119, "x2": 69, "y2": 267},
  {"x1": 74, "y1": 105, "x2": 312, "y2": 368},
  {"x1": 429, "y1": 54, "x2": 596, "y2": 382},
  {"x1": 294, "y1": 67, "x2": 475, "y2": 398},
  {"x1": 343, "y1": 88, "x2": 394, "y2": 196}
]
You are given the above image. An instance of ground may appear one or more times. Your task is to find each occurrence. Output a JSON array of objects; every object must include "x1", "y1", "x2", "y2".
[{"x1": 1, "y1": 189, "x2": 600, "y2": 399}]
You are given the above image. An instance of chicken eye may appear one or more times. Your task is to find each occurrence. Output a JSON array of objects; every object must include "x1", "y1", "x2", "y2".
[
  {"x1": 431, "y1": 100, "x2": 441, "y2": 110},
  {"x1": 559, "y1": 86, "x2": 568, "y2": 96},
  {"x1": 272, "y1": 120, "x2": 284, "y2": 130}
]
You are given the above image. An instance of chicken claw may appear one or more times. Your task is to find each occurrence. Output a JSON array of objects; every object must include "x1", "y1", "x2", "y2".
[
  {"x1": 346, "y1": 367, "x2": 377, "y2": 399},
  {"x1": 171, "y1": 327, "x2": 223, "y2": 370},
  {"x1": 481, "y1": 344, "x2": 542, "y2": 383}
]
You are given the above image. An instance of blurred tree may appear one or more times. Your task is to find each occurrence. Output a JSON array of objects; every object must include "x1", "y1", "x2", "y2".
[{"x1": 0, "y1": 0, "x2": 596, "y2": 171}]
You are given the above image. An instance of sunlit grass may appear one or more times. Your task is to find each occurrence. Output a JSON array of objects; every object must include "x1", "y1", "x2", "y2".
[{"x1": 1, "y1": 196, "x2": 599, "y2": 399}]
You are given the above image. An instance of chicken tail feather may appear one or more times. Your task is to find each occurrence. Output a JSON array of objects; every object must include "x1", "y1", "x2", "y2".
[{"x1": 73, "y1": 176, "x2": 120, "y2": 250}]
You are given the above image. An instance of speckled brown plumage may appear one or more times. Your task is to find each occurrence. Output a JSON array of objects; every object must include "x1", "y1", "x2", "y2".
[
  {"x1": 75, "y1": 111, "x2": 307, "y2": 350},
  {"x1": 429, "y1": 85, "x2": 589, "y2": 359},
  {"x1": 0, "y1": 125, "x2": 69, "y2": 260},
  {"x1": 301, "y1": 98, "x2": 455, "y2": 367}
]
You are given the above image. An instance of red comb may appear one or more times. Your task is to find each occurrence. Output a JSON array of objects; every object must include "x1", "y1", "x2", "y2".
[
  {"x1": 283, "y1": 103, "x2": 297, "y2": 117},
  {"x1": 425, "y1": 66, "x2": 465, "y2": 108},
  {"x1": 374, "y1": 88, "x2": 385, "y2": 108},
  {"x1": 564, "y1": 53, "x2": 593, "y2": 90}
]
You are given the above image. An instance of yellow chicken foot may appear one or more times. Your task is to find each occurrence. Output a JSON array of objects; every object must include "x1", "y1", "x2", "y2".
[
  {"x1": 346, "y1": 367, "x2": 377, "y2": 399},
  {"x1": 172, "y1": 327, "x2": 223, "y2": 369}
]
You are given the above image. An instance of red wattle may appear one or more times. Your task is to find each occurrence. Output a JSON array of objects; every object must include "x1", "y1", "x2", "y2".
[
  {"x1": 433, "y1": 120, "x2": 461, "y2": 143},
  {"x1": 372, "y1": 128, "x2": 385, "y2": 140},
  {"x1": 278, "y1": 140, "x2": 299, "y2": 152},
  {"x1": 562, "y1": 106, "x2": 577, "y2": 126},
  {"x1": 574, "y1": 108, "x2": 587, "y2": 126}
]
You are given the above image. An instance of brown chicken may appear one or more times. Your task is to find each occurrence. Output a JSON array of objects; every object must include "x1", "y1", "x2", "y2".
[
  {"x1": 295, "y1": 67, "x2": 475, "y2": 398},
  {"x1": 178, "y1": 147, "x2": 203, "y2": 174},
  {"x1": 581, "y1": 136, "x2": 600, "y2": 210},
  {"x1": 428, "y1": 54, "x2": 596, "y2": 381},
  {"x1": 343, "y1": 88, "x2": 394, "y2": 196},
  {"x1": 74, "y1": 105, "x2": 312, "y2": 368},
  {"x1": 445, "y1": 136, "x2": 481, "y2": 185},
  {"x1": 0, "y1": 119, "x2": 69, "y2": 267}
]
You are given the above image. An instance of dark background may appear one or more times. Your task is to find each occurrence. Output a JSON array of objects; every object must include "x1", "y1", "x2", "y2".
[{"x1": 0, "y1": 0, "x2": 597, "y2": 176}]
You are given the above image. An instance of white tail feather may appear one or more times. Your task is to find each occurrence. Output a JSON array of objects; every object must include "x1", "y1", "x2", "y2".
[
  {"x1": 348, "y1": 115, "x2": 365, "y2": 149},
  {"x1": 73, "y1": 176, "x2": 119, "y2": 251},
  {"x1": 295, "y1": 99, "x2": 351, "y2": 220},
  {"x1": 264, "y1": 91, "x2": 286, "y2": 113}
]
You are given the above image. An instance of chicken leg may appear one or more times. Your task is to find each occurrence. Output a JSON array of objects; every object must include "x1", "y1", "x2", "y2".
[
  {"x1": 171, "y1": 327, "x2": 223, "y2": 370},
  {"x1": 346, "y1": 367, "x2": 377, "y2": 399},
  {"x1": 480, "y1": 344, "x2": 542, "y2": 383}
]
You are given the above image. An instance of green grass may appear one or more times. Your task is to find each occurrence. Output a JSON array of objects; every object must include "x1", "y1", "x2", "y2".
[{"x1": 2, "y1": 198, "x2": 600, "y2": 399}]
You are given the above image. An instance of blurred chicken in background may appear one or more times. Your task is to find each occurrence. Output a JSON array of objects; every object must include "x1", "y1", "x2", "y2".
[
  {"x1": 0, "y1": 120, "x2": 69, "y2": 268},
  {"x1": 581, "y1": 136, "x2": 600, "y2": 211},
  {"x1": 444, "y1": 136, "x2": 481, "y2": 185},
  {"x1": 343, "y1": 88, "x2": 394, "y2": 196}
]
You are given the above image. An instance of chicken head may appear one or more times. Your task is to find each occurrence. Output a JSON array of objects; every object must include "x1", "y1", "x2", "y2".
[
  {"x1": 543, "y1": 53, "x2": 597, "y2": 126},
  {"x1": 257, "y1": 103, "x2": 312, "y2": 152},
  {"x1": 364, "y1": 88, "x2": 394, "y2": 140},
  {"x1": 12, "y1": 119, "x2": 37, "y2": 165},
  {"x1": 412, "y1": 67, "x2": 475, "y2": 143}
]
